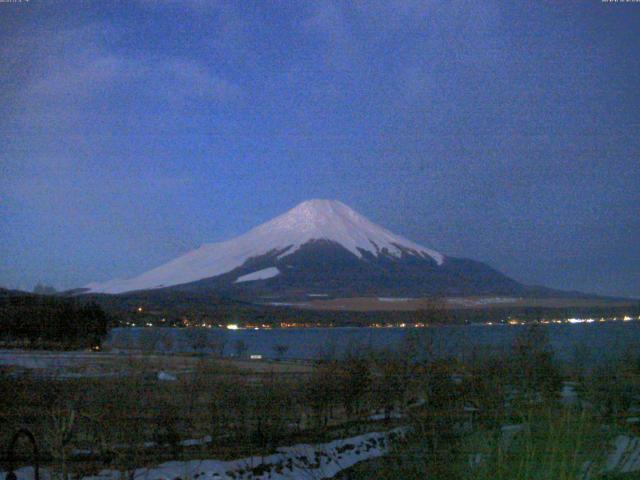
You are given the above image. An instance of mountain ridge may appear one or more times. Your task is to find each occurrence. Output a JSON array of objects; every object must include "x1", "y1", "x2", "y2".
[
  {"x1": 81, "y1": 199, "x2": 573, "y2": 300},
  {"x1": 84, "y1": 199, "x2": 446, "y2": 294}
]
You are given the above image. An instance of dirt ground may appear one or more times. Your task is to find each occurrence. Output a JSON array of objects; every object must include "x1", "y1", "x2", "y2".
[
  {"x1": 289, "y1": 295, "x2": 637, "y2": 312},
  {"x1": 0, "y1": 349, "x2": 313, "y2": 378}
]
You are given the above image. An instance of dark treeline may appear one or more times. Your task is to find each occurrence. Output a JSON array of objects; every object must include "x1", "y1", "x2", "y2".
[
  {"x1": 0, "y1": 292, "x2": 112, "y2": 349},
  {"x1": 1, "y1": 288, "x2": 638, "y2": 348}
]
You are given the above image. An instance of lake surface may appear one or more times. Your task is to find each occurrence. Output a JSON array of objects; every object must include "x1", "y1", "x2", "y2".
[{"x1": 107, "y1": 321, "x2": 640, "y2": 364}]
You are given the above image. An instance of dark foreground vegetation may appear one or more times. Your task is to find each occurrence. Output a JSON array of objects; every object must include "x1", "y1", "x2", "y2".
[
  {"x1": 0, "y1": 291, "x2": 112, "y2": 349},
  {"x1": 2, "y1": 326, "x2": 640, "y2": 479},
  {"x1": 346, "y1": 328, "x2": 640, "y2": 480}
]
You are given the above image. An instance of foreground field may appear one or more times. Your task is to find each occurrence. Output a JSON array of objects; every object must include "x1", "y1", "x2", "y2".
[
  {"x1": 0, "y1": 346, "x2": 410, "y2": 479},
  {"x1": 3, "y1": 326, "x2": 640, "y2": 479}
]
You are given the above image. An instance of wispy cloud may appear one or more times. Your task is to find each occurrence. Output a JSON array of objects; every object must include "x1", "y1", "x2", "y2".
[
  {"x1": 3, "y1": 22, "x2": 241, "y2": 129},
  {"x1": 298, "y1": 0, "x2": 503, "y2": 104},
  {"x1": 0, "y1": 21, "x2": 239, "y2": 239},
  {"x1": 26, "y1": 50, "x2": 240, "y2": 107},
  {"x1": 159, "y1": 58, "x2": 242, "y2": 103},
  {"x1": 302, "y1": 2, "x2": 359, "y2": 71}
]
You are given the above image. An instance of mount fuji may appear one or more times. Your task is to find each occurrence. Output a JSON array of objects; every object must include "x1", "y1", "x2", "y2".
[{"x1": 83, "y1": 199, "x2": 534, "y2": 299}]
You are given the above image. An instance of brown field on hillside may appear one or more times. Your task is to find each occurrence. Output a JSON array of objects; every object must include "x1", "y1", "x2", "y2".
[{"x1": 284, "y1": 296, "x2": 637, "y2": 312}]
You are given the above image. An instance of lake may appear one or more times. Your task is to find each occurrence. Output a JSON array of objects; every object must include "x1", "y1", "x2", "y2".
[{"x1": 106, "y1": 321, "x2": 640, "y2": 364}]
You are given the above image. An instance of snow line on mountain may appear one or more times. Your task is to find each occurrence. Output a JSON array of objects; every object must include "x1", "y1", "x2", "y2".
[
  {"x1": 234, "y1": 267, "x2": 280, "y2": 283},
  {"x1": 85, "y1": 199, "x2": 444, "y2": 294}
]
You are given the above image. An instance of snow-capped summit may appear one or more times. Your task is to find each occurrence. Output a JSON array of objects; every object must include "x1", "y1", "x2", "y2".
[
  {"x1": 84, "y1": 199, "x2": 444, "y2": 294},
  {"x1": 249, "y1": 199, "x2": 444, "y2": 264},
  {"x1": 84, "y1": 198, "x2": 531, "y2": 299}
]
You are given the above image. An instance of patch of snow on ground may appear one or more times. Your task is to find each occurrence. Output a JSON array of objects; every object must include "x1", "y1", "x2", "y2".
[
  {"x1": 0, "y1": 350, "x2": 195, "y2": 379},
  {"x1": 560, "y1": 381, "x2": 579, "y2": 406},
  {"x1": 179, "y1": 435, "x2": 212, "y2": 447},
  {"x1": 606, "y1": 436, "x2": 640, "y2": 474},
  {"x1": 157, "y1": 371, "x2": 177, "y2": 381},
  {"x1": 378, "y1": 297, "x2": 414, "y2": 302},
  {"x1": 369, "y1": 411, "x2": 404, "y2": 421},
  {"x1": 267, "y1": 302, "x2": 309, "y2": 307},
  {"x1": 0, "y1": 428, "x2": 407, "y2": 480},
  {"x1": 234, "y1": 267, "x2": 280, "y2": 283}
]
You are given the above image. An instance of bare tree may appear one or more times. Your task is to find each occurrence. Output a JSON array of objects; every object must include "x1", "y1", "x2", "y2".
[
  {"x1": 306, "y1": 362, "x2": 337, "y2": 428},
  {"x1": 43, "y1": 406, "x2": 76, "y2": 480}
]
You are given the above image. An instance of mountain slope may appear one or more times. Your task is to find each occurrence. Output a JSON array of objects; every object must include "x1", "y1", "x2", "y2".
[
  {"x1": 84, "y1": 199, "x2": 445, "y2": 294},
  {"x1": 83, "y1": 198, "x2": 545, "y2": 299},
  {"x1": 171, "y1": 239, "x2": 528, "y2": 300}
]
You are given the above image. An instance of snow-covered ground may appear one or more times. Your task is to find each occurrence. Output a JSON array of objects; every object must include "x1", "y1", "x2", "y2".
[
  {"x1": 377, "y1": 297, "x2": 414, "y2": 303},
  {"x1": 6, "y1": 427, "x2": 640, "y2": 480},
  {"x1": 605, "y1": 435, "x2": 640, "y2": 474},
  {"x1": 0, "y1": 350, "x2": 194, "y2": 379},
  {"x1": 0, "y1": 428, "x2": 407, "y2": 480},
  {"x1": 0, "y1": 350, "x2": 97, "y2": 369},
  {"x1": 266, "y1": 302, "x2": 309, "y2": 307}
]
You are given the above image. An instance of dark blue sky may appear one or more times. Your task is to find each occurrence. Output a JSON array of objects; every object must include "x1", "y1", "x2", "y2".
[{"x1": 1, "y1": 1, "x2": 639, "y2": 297}]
